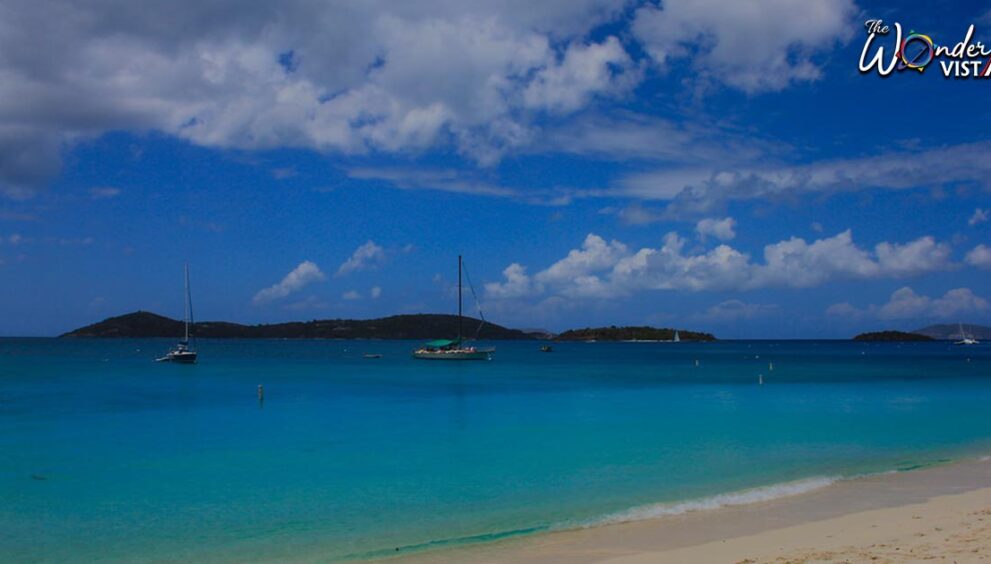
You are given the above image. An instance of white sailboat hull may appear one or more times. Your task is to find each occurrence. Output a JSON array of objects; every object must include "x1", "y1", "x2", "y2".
[
  {"x1": 156, "y1": 350, "x2": 198, "y2": 363},
  {"x1": 412, "y1": 348, "x2": 492, "y2": 360}
]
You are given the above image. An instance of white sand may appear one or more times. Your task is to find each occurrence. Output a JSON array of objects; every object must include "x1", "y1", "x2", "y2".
[{"x1": 398, "y1": 457, "x2": 991, "y2": 563}]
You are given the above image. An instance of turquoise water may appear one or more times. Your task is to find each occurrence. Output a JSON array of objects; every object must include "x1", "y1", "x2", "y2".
[{"x1": 1, "y1": 338, "x2": 990, "y2": 561}]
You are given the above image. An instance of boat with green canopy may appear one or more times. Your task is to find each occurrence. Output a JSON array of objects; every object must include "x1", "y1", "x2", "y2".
[{"x1": 412, "y1": 256, "x2": 493, "y2": 361}]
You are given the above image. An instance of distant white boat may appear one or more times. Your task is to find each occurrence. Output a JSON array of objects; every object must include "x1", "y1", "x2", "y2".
[
  {"x1": 673, "y1": 330, "x2": 680, "y2": 343},
  {"x1": 954, "y1": 323, "x2": 979, "y2": 346},
  {"x1": 157, "y1": 263, "x2": 198, "y2": 364}
]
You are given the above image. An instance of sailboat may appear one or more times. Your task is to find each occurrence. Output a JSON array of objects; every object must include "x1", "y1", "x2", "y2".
[
  {"x1": 156, "y1": 263, "x2": 198, "y2": 363},
  {"x1": 412, "y1": 256, "x2": 493, "y2": 360},
  {"x1": 954, "y1": 323, "x2": 980, "y2": 346},
  {"x1": 673, "y1": 330, "x2": 680, "y2": 343}
]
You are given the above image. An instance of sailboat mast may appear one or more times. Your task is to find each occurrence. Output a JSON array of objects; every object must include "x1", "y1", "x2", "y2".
[
  {"x1": 183, "y1": 262, "x2": 191, "y2": 343},
  {"x1": 458, "y1": 255, "x2": 463, "y2": 343}
]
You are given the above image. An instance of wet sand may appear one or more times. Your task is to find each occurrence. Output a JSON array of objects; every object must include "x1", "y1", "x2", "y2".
[{"x1": 398, "y1": 457, "x2": 991, "y2": 563}]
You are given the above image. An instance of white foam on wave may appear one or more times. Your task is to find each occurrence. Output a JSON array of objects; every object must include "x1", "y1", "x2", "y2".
[
  {"x1": 584, "y1": 476, "x2": 840, "y2": 528},
  {"x1": 979, "y1": 455, "x2": 991, "y2": 462}
]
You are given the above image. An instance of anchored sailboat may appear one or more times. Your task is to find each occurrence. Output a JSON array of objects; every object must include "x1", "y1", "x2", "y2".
[
  {"x1": 412, "y1": 256, "x2": 493, "y2": 360},
  {"x1": 156, "y1": 263, "x2": 198, "y2": 363},
  {"x1": 954, "y1": 323, "x2": 980, "y2": 346}
]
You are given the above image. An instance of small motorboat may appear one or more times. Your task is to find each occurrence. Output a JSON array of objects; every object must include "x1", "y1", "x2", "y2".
[{"x1": 540, "y1": 345, "x2": 553, "y2": 352}]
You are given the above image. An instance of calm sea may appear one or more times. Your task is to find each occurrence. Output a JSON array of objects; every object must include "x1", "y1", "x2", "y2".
[{"x1": 1, "y1": 338, "x2": 990, "y2": 561}]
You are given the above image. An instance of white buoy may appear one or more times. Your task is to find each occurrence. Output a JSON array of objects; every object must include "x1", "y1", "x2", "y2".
[{"x1": 759, "y1": 374, "x2": 764, "y2": 385}]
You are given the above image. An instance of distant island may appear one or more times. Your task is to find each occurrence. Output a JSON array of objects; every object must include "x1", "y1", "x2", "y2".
[
  {"x1": 61, "y1": 311, "x2": 537, "y2": 340},
  {"x1": 555, "y1": 326, "x2": 716, "y2": 342},
  {"x1": 61, "y1": 312, "x2": 719, "y2": 342},
  {"x1": 853, "y1": 330, "x2": 934, "y2": 342},
  {"x1": 912, "y1": 323, "x2": 991, "y2": 340}
]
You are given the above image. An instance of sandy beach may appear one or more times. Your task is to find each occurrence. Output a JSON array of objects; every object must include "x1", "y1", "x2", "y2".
[{"x1": 402, "y1": 457, "x2": 991, "y2": 563}]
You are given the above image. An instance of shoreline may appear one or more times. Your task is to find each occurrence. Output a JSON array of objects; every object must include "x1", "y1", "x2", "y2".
[{"x1": 394, "y1": 455, "x2": 991, "y2": 563}]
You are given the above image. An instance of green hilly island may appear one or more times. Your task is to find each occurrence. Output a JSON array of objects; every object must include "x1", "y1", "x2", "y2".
[
  {"x1": 61, "y1": 312, "x2": 719, "y2": 342},
  {"x1": 554, "y1": 326, "x2": 716, "y2": 342},
  {"x1": 61, "y1": 311, "x2": 533, "y2": 340},
  {"x1": 852, "y1": 330, "x2": 934, "y2": 342}
]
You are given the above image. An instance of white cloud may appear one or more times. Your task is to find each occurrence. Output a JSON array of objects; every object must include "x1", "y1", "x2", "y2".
[
  {"x1": 487, "y1": 230, "x2": 954, "y2": 301},
  {"x1": 696, "y1": 299, "x2": 777, "y2": 322},
  {"x1": 542, "y1": 112, "x2": 779, "y2": 165},
  {"x1": 970, "y1": 208, "x2": 989, "y2": 226},
  {"x1": 966, "y1": 244, "x2": 991, "y2": 270},
  {"x1": 608, "y1": 203, "x2": 665, "y2": 225},
  {"x1": 485, "y1": 263, "x2": 535, "y2": 299},
  {"x1": 89, "y1": 186, "x2": 121, "y2": 199},
  {"x1": 522, "y1": 36, "x2": 638, "y2": 113},
  {"x1": 336, "y1": 240, "x2": 386, "y2": 276},
  {"x1": 617, "y1": 141, "x2": 991, "y2": 216},
  {"x1": 535, "y1": 234, "x2": 628, "y2": 285},
  {"x1": 271, "y1": 167, "x2": 297, "y2": 180},
  {"x1": 342, "y1": 290, "x2": 362, "y2": 300},
  {"x1": 878, "y1": 287, "x2": 989, "y2": 320},
  {"x1": 632, "y1": 0, "x2": 856, "y2": 93},
  {"x1": 370, "y1": 286, "x2": 382, "y2": 299},
  {"x1": 486, "y1": 234, "x2": 630, "y2": 300},
  {"x1": 348, "y1": 168, "x2": 518, "y2": 198},
  {"x1": 696, "y1": 217, "x2": 736, "y2": 241},
  {"x1": 828, "y1": 287, "x2": 990, "y2": 321},
  {"x1": 0, "y1": 0, "x2": 635, "y2": 196},
  {"x1": 252, "y1": 261, "x2": 326, "y2": 304}
]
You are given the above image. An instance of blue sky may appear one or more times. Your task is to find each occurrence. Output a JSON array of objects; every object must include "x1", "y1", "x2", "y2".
[{"x1": 0, "y1": 0, "x2": 989, "y2": 337}]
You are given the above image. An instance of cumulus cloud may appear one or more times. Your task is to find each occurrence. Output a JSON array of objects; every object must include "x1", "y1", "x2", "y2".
[
  {"x1": 487, "y1": 230, "x2": 954, "y2": 301},
  {"x1": 535, "y1": 234, "x2": 628, "y2": 286},
  {"x1": 696, "y1": 217, "x2": 736, "y2": 241},
  {"x1": 336, "y1": 241, "x2": 386, "y2": 276},
  {"x1": 370, "y1": 286, "x2": 382, "y2": 299},
  {"x1": 966, "y1": 244, "x2": 991, "y2": 270},
  {"x1": 252, "y1": 261, "x2": 326, "y2": 304},
  {"x1": 829, "y1": 287, "x2": 990, "y2": 321},
  {"x1": 0, "y1": 0, "x2": 637, "y2": 196},
  {"x1": 632, "y1": 0, "x2": 856, "y2": 93},
  {"x1": 342, "y1": 290, "x2": 362, "y2": 300},
  {"x1": 485, "y1": 263, "x2": 535, "y2": 299},
  {"x1": 970, "y1": 208, "x2": 989, "y2": 226},
  {"x1": 522, "y1": 36, "x2": 638, "y2": 113}
]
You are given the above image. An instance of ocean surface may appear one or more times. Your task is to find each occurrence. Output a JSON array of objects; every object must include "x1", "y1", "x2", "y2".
[{"x1": 1, "y1": 338, "x2": 990, "y2": 561}]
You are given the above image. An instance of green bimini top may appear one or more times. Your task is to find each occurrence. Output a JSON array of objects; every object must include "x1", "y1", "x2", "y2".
[{"x1": 424, "y1": 339, "x2": 459, "y2": 348}]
